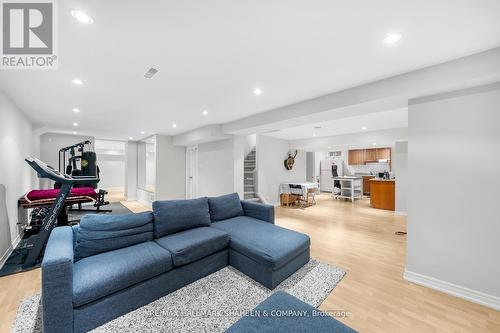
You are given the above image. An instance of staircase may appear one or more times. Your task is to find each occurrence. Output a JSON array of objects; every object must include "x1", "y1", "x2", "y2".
[{"x1": 244, "y1": 148, "x2": 258, "y2": 201}]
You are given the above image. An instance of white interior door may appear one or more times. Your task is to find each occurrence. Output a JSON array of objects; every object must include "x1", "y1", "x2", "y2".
[{"x1": 186, "y1": 146, "x2": 198, "y2": 199}]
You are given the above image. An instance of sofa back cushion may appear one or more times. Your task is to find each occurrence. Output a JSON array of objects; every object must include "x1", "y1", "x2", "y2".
[
  {"x1": 208, "y1": 193, "x2": 244, "y2": 222},
  {"x1": 73, "y1": 212, "x2": 154, "y2": 261},
  {"x1": 152, "y1": 197, "x2": 211, "y2": 238}
]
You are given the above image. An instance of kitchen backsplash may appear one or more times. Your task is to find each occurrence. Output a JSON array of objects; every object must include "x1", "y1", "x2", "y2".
[{"x1": 348, "y1": 162, "x2": 390, "y2": 175}]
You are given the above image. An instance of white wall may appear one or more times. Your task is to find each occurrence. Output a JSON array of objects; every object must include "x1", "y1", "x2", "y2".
[
  {"x1": 244, "y1": 134, "x2": 256, "y2": 157},
  {"x1": 393, "y1": 141, "x2": 408, "y2": 214},
  {"x1": 233, "y1": 136, "x2": 245, "y2": 198},
  {"x1": 256, "y1": 135, "x2": 306, "y2": 205},
  {"x1": 0, "y1": 90, "x2": 37, "y2": 265},
  {"x1": 198, "y1": 139, "x2": 235, "y2": 197},
  {"x1": 155, "y1": 135, "x2": 186, "y2": 200},
  {"x1": 125, "y1": 141, "x2": 137, "y2": 200},
  {"x1": 406, "y1": 82, "x2": 500, "y2": 309}
]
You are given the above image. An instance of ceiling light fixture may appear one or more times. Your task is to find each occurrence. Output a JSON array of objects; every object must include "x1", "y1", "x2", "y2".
[
  {"x1": 361, "y1": 126, "x2": 367, "y2": 130},
  {"x1": 72, "y1": 108, "x2": 80, "y2": 113},
  {"x1": 140, "y1": 130, "x2": 145, "y2": 134},
  {"x1": 73, "y1": 131, "x2": 77, "y2": 135},
  {"x1": 72, "y1": 78, "x2": 84, "y2": 86},
  {"x1": 202, "y1": 110, "x2": 208, "y2": 116},
  {"x1": 253, "y1": 88, "x2": 263, "y2": 96},
  {"x1": 383, "y1": 32, "x2": 402, "y2": 45},
  {"x1": 73, "y1": 122, "x2": 79, "y2": 127},
  {"x1": 129, "y1": 137, "x2": 133, "y2": 140},
  {"x1": 313, "y1": 133, "x2": 317, "y2": 137},
  {"x1": 172, "y1": 124, "x2": 177, "y2": 128},
  {"x1": 71, "y1": 10, "x2": 94, "y2": 24}
]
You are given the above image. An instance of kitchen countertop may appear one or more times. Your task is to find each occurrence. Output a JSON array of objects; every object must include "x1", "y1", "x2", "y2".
[
  {"x1": 333, "y1": 176, "x2": 362, "y2": 180},
  {"x1": 369, "y1": 178, "x2": 396, "y2": 182}
]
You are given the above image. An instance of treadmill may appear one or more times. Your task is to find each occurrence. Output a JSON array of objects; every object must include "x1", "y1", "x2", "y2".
[{"x1": 0, "y1": 158, "x2": 99, "y2": 276}]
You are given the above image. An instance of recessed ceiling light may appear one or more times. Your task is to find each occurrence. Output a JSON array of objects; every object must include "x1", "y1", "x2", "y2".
[
  {"x1": 202, "y1": 110, "x2": 208, "y2": 116},
  {"x1": 72, "y1": 78, "x2": 84, "y2": 86},
  {"x1": 129, "y1": 136, "x2": 133, "y2": 140},
  {"x1": 313, "y1": 133, "x2": 317, "y2": 137},
  {"x1": 383, "y1": 32, "x2": 402, "y2": 45},
  {"x1": 73, "y1": 131, "x2": 77, "y2": 135},
  {"x1": 253, "y1": 88, "x2": 263, "y2": 96},
  {"x1": 361, "y1": 126, "x2": 367, "y2": 130},
  {"x1": 140, "y1": 130, "x2": 145, "y2": 134},
  {"x1": 71, "y1": 10, "x2": 94, "y2": 24},
  {"x1": 73, "y1": 122, "x2": 79, "y2": 127},
  {"x1": 172, "y1": 124, "x2": 177, "y2": 128},
  {"x1": 72, "y1": 108, "x2": 80, "y2": 113}
]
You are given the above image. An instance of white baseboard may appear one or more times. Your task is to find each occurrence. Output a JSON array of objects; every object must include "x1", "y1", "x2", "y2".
[
  {"x1": 404, "y1": 269, "x2": 500, "y2": 311},
  {"x1": 394, "y1": 211, "x2": 407, "y2": 216},
  {"x1": 0, "y1": 233, "x2": 23, "y2": 269}
]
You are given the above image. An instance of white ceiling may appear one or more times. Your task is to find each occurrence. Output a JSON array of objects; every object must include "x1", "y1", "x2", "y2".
[
  {"x1": 264, "y1": 108, "x2": 407, "y2": 140},
  {"x1": 1, "y1": 0, "x2": 500, "y2": 140}
]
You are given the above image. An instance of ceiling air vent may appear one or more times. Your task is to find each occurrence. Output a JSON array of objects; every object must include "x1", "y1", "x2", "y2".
[{"x1": 144, "y1": 67, "x2": 159, "y2": 79}]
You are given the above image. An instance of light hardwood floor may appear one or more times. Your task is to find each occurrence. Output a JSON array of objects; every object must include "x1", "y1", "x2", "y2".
[{"x1": 1, "y1": 195, "x2": 499, "y2": 332}]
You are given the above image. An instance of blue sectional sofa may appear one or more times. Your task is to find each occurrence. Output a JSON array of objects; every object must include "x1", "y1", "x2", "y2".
[{"x1": 41, "y1": 193, "x2": 310, "y2": 333}]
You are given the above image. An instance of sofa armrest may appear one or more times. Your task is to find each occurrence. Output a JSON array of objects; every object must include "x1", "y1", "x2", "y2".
[
  {"x1": 42, "y1": 226, "x2": 74, "y2": 333},
  {"x1": 241, "y1": 200, "x2": 275, "y2": 224}
]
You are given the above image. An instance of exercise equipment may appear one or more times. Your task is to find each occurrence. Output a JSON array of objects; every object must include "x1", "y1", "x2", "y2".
[
  {"x1": 18, "y1": 187, "x2": 98, "y2": 230},
  {"x1": 56, "y1": 140, "x2": 111, "y2": 212},
  {"x1": 12, "y1": 158, "x2": 100, "y2": 273}
]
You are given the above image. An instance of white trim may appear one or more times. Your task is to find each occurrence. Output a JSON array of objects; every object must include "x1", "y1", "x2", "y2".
[
  {"x1": 0, "y1": 233, "x2": 23, "y2": 269},
  {"x1": 394, "y1": 211, "x2": 407, "y2": 216},
  {"x1": 404, "y1": 269, "x2": 500, "y2": 311}
]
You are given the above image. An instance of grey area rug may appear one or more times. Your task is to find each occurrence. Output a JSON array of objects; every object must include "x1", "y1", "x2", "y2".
[
  {"x1": 12, "y1": 259, "x2": 345, "y2": 333},
  {"x1": 68, "y1": 202, "x2": 132, "y2": 221}
]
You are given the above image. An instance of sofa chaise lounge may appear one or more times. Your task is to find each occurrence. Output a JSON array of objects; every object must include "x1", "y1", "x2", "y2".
[{"x1": 42, "y1": 193, "x2": 310, "y2": 332}]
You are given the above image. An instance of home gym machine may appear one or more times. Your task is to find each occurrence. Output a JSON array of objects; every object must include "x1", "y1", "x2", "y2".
[
  {"x1": 57, "y1": 140, "x2": 111, "y2": 212},
  {"x1": 0, "y1": 158, "x2": 100, "y2": 275}
]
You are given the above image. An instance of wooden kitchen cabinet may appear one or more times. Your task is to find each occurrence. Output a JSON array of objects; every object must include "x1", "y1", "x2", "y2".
[
  {"x1": 370, "y1": 179, "x2": 395, "y2": 210},
  {"x1": 376, "y1": 148, "x2": 391, "y2": 160},
  {"x1": 348, "y1": 147, "x2": 392, "y2": 166},
  {"x1": 362, "y1": 176, "x2": 374, "y2": 195},
  {"x1": 364, "y1": 149, "x2": 378, "y2": 162},
  {"x1": 348, "y1": 149, "x2": 365, "y2": 165}
]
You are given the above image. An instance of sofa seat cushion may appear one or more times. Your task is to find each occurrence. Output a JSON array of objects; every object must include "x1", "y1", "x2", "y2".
[
  {"x1": 211, "y1": 216, "x2": 310, "y2": 270},
  {"x1": 155, "y1": 227, "x2": 229, "y2": 267},
  {"x1": 73, "y1": 241, "x2": 173, "y2": 307}
]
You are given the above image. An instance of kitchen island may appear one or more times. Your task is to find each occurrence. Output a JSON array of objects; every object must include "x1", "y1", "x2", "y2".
[
  {"x1": 332, "y1": 176, "x2": 363, "y2": 202},
  {"x1": 369, "y1": 179, "x2": 395, "y2": 210}
]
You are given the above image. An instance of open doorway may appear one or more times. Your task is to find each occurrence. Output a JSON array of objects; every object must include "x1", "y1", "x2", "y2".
[{"x1": 94, "y1": 139, "x2": 127, "y2": 202}]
